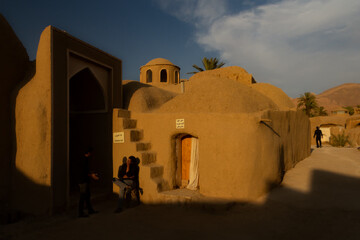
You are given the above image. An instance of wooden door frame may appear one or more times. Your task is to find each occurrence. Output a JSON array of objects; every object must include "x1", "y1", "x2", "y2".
[{"x1": 172, "y1": 133, "x2": 198, "y2": 189}]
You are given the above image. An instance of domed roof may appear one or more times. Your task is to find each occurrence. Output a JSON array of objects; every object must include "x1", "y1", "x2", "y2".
[
  {"x1": 145, "y1": 58, "x2": 175, "y2": 66},
  {"x1": 156, "y1": 74, "x2": 278, "y2": 113},
  {"x1": 250, "y1": 83, "x2": 295, "y2": 109}
]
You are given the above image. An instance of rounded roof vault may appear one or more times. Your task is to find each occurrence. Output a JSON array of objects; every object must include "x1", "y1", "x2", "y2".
[
  {"x1": 146, "y1": 58, "x2": 174, "y2": 66},
  {"x1": 141, "y1": 58, "x2": 180, "y2": 70}
]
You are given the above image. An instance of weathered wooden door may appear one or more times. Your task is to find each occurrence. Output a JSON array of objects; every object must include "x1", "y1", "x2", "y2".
[{"x1": 181, "y1": 136, "x2": 192, "y2": 184}]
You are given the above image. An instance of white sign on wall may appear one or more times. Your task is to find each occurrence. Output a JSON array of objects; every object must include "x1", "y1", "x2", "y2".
[
  {"x1": 113, "y1": 132, "x2": 124, "y2": 143},
  {"x1": 176, "y1": 119, "x2": 185, "y2": 129}
]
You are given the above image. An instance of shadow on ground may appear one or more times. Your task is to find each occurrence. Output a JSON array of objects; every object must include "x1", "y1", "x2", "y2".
[{"x1": 2, "y1": 169, "x2": 360, "y2": 240}]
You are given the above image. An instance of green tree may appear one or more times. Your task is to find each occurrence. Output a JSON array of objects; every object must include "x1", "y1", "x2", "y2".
[
  {"x1": 330, "y1": 132, "x2": 351, "y2": 147},
  {"x1": 188, "y1": 57, "x2": 225, "y2": 74},
  {"x1": 343, "y1": 106, "x2": 354, "y2": 115},
  {"x1": 297, "y1": 92, "x2": 318, "y2": 117},
  {"x1": 315, "y1": 106, "x2": 328, "y2": 116}
]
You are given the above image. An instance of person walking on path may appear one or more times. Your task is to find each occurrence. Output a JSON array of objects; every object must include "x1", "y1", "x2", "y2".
[
  {"x1": 78, "y1": 147, "x2": 99, "y2": 217},
  {"x1": 313, "y1": 126, "x2": 323, "y2": 148}
]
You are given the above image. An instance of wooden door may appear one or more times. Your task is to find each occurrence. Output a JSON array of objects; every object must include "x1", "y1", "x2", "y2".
[{"x1": 181, "y1": 137, "x2": 192, "y2": 183}]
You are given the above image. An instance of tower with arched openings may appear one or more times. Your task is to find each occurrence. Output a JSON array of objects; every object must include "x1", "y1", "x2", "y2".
[{"x1": 140, "y1": 58, "x2": 181, "y2": 92}]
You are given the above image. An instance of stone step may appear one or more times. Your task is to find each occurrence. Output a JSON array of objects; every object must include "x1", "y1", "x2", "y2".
[
  {"x1": 146, "y1": 164, "x2": 164, "y2": 178},
  {"x1": 122, "y1": 129, "x2": 143, "y2": 142},
  {"x1": 139, "y1": 151, "x2": 156, "y2": 165},
  {"x1": 129, "y1": 129, "x2": 143, "y2": 142},
  {"x1": 120, "y1": 118, "x2": 137, "y2": 129},
  {"x1": 152, "y1": 177, "x2": 168, "y2": 192},
  {"x1": 117, "y1": 109, "x2": 131, "y2": 118},
  {"x1": 136, "y1": 142, "x2": 151, "y2": 151}
]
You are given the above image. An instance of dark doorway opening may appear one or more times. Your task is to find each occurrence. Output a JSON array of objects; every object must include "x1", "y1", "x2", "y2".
[{"x1": 68, "y1": 68, "x2": 112, "y2": 205}]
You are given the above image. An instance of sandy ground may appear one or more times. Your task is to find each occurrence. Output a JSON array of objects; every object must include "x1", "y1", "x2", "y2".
[{"x1": 1, "y1": 146, "x2": 360, "y2": 240}]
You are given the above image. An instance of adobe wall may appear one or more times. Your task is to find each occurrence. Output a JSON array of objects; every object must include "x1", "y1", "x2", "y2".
[
  {"x1": 0, "y1": 14, "x2": 30, "y2": 219},
  {"x1": 13, "y1": 25, "x2": 122, "y2": 215},
  {"x1": 265, "y1": 110, "x2": 311, "y2": 170},
  {"x1": 13, "y1": 27, "x2": 52, "y2": 214},
  {"x1": 346, "y1": 116, "x2": 360, "y2": 146},
  {"x1": 119, "y1": 109, "x2": 310, "y2": 202},
  {"x1": 346, "y1": 116, "x2": 360, "y2": 129}
]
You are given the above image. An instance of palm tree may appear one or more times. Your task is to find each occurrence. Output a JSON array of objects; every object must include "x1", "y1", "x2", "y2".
[
  {"x1": 297, "y1": 92, "x2": 318, "y2": 117},
  {"x1": 316, "y1": 106, "x2": 328, "y2": 116},
  {"x1": 343, "y1": 106, "x2": 354, "y2": 115},
  {"x1": 187, "y1": 57, "x2": 225, "y2": 74}
]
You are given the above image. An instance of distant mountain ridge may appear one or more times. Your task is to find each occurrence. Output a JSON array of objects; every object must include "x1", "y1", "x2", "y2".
[{"x1": 293, "y1": 83, "x2": 360, "y2": 111}]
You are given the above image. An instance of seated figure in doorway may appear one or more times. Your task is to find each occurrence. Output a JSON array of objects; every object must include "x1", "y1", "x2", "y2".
[{"x1": 112, "y1": 156, "x2": 140, "y2": 213}]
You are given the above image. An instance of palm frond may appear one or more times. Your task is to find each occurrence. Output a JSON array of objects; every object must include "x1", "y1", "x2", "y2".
[
  {"x1": 192, "y1": 64, "x2": 204, "y2": 72},
  {"x1": 189, "y1": 57, "x2": 226, "y2": 74}
]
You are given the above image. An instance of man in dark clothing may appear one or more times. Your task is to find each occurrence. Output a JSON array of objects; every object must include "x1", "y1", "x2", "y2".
[
  {"x1": 113, "y1": 156, "x2": 139, "y2": 213},
  {"x1": 78, "y1": 148, "x2": 99, "y2": 217},
  {"x1": 313, "y1": 126, "x2": 323, "y2": 148}
]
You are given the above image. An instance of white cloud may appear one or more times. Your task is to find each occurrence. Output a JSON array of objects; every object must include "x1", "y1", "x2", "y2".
[
  {"x1": 154, "y1": 0, "x2": 227, "y2": 27},
  {"x1": 156, "y1": 0, "x2": 360, "y2": 97}
]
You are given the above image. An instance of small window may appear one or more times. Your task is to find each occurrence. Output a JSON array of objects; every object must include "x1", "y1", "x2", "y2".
[
  {"x1": 175, "y1": 71, "x2": 179, "y2": 84},
  {"x1": 160, "y1": 69, "x2": 167, "y2": 82},
  {"x1": 146, "y1": 69, "x2": 152, "y2": 83}
]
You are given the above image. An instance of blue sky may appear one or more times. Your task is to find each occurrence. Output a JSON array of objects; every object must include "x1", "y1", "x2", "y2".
[{"x1": 1, "y1": 0, "x2": 360, "y2": 98}]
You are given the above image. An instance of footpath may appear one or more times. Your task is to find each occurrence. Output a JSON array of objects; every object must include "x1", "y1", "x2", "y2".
[{"x1": 1, "y1": 146, "x2": 360, "y2": 240}]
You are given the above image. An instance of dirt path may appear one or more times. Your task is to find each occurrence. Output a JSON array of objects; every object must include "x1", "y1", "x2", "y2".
[{"x1": 1, "y1": 147, "x2": 360, "y2": 240}]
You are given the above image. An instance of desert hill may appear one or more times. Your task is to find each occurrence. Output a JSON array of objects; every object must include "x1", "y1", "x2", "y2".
[{"x1": 293, "y1": 83, "x2": 360, "y2": 111}]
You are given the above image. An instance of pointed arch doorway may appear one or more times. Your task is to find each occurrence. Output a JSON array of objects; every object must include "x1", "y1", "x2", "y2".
[
  {"x1": 174, "y1": 134, "x2": 199, "y2": 190},
  {"x1": 68, "y1": 67, "x2": 112, "y2": 203}
]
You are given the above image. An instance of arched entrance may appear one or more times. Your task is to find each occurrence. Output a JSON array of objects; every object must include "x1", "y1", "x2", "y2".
[
  {"x1": 319, "y1": 123, "x2": 342, "y2": 143},
  {"x1": 68, "y1": 67, "x2": 112, "y2": 203},
  {"x1": 174, "y1": 134, "x2": 199, "y2": 190}
]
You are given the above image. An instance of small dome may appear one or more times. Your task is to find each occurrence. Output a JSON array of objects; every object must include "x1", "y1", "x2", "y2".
[{"x1": 145, "y1": 58, "x2": 174, "y2": 66}]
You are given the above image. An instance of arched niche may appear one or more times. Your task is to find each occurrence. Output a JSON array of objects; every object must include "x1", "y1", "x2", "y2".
[
  {"x1": 146, "y1": 69, "x2": 152, "y2": 83},
  {"x1": 69, "y1": 67, "x2": 106, "y2": 112},
  {"x1": 175, "y1": 71, "x2": 179, "y2": 84},
  {"x1": 160, "y1": 69, "x2": 167, "y2": 82}
]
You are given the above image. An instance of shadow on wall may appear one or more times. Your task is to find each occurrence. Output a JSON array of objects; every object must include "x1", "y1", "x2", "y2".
[
  {"x1": 0, "y1": 14, "x2": 32, "y2": 222},
  {"x1": 1, "y1": 168, "x2": 50, "y2": 225},
  {"x1": 122, "y1": 81, "x2": 151, "y2": 109},
  {"x1": 1, "y1": 62, "x2": 35, "y2": 224},
  {"x1": 2, "y1": 169, "x2": 360, "y2": 239},
  {"x1": 1, "y1": 61, "x2": 38, "y2": 225}
]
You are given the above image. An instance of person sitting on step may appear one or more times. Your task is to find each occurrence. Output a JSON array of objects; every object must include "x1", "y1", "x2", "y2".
[{"x1": 112, "y1": 156, "x2": 140, "y2": 213}]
